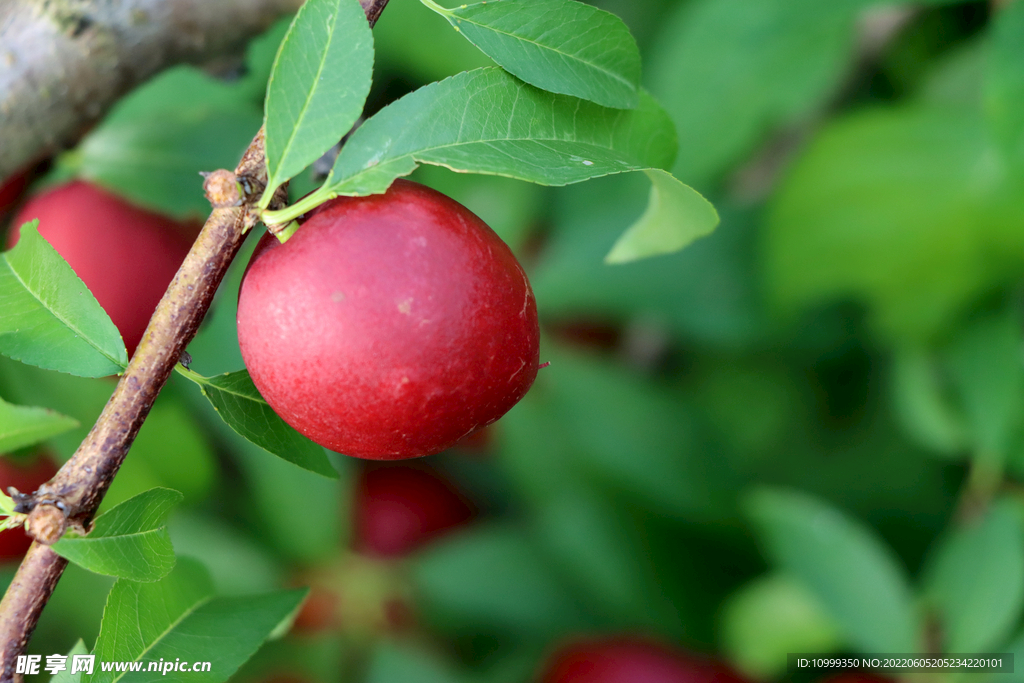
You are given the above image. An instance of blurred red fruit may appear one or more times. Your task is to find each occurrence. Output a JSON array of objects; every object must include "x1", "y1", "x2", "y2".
[
  {"x1": 819, "y1": 673, "x2": 894, "y2": 683},
  {"x1": 540, "y1": 637, "x2": 749, "y2": 683},
  {"x1": 0, "y1": 454, "x2": 59, "y2": 561},
  {"x1": 9, "y1": 181, "x2": 199, "y2": 355},
  {"x1": 0, "y1": 172, "x2": 29, "y2": 215},
  {"x1": 354, "y1": 463, "x2": 475, "y2": 557}
]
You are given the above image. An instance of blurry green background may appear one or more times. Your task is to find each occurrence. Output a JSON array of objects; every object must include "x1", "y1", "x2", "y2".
[{"x1": 5, "y1": 0, "x2": 1024, "y2": 681}]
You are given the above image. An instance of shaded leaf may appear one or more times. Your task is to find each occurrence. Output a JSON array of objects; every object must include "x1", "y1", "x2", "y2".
[
  {"x1": 0, "y1": 223, "x2": 127, "y2": 377},
  {"x1": 263, "y1": 0, "x2": 374, "y2": 203},
  {"x1": 53, "y1": 488, "x2": 183, "y2": 582},
  {"x1": 70, "y1": 68, "x2": 263, "y2": 221},
  {"x1": 0, "y1": 395, "x2": 77, "y2": 453},
  {"x1": 746, "y1": 488, "x2": 918, "y2": 653},
  {"x1": 421, "y1": 0, "x2": 640, "y2": 108},
  {"x1": 985, "y1": 0, "x2": 1024, "y2": 167},
  {"x1": 364, "y1": 641, "x2": 462, "y2": 683},
  {"x1": 944, "y1": 307, "x2": 1024, "y2": 455},
  {"x1": 181, "y1": 369, "x2": 337, "y2": 479},
  {"x1": 647, "y1": 0, "x2": 858, "y2": 190},
  {"x1": 766, "y1": 106, "x2": 1024, "y2": 341},
  {"x1": 413, "y1": 525, "x2": 588, "y2": 635}
]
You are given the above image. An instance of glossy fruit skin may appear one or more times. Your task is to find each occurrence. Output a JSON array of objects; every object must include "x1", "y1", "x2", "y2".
[
  {"x1": 540, "y1": 638, "x2": 749, "y2": 683},
  {"x1": 0, "y1": 455, "x2": 59, "y2": 562},
  {"x1": 237, "y1": 179, "x2": 540, "y2": 459},
  {"x1": 10, "y1": 181, "x2": 198, "y2": 355},
  {"x1": 354, "y1": 462, "x2": 475, "y2": 557}
]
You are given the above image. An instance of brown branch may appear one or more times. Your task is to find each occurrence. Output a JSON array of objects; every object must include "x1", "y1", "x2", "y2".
[
  {"x1": 0, "y1": 0, "x2": 303, "y2": 182},
  {"x1": 0, "y1": 1, "x2": 391, "y2": 678}
]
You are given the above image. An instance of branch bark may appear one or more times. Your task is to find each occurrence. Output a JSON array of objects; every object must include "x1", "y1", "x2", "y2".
[
  {"x1": 0, "y1": 0, "x2": 303, "y2": 182},
  {"x1": 0, "y1": 1, "x2": 390, "y2": 678}
]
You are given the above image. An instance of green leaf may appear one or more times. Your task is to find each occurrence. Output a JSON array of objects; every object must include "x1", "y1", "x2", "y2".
[
  {"x1": 51, "y1": 640, "x2": 90, "y2": 683},
  {"x1": 413, "y1": 525, "x2": 588, "y2": 635},
  {"x1": 944, "y1": 307, "x2": 1024, "y2": 456},
  {"x1": 534, "y1": 487, "x2": 683, "y2": 635},
  {"x1": 646, "y1": 0, "x2": 859, "y2": 190},
  {"x1": 53, "y1": 488, "x2": 183, "y2": 582},
  {"x1": 0, "y1": 223, "x2": 127, "y2": 377},
  {"x1": 364, "y1": 642, "x2": 463, "y2": 683},
  {"x1": 263, "y1": 0, "x2": 374, "y2": 205},
  {"x1": 534, "y1": 349, "x2": 738, "y2": 521},
  {"x1": 89, "y1": 557, "x2": 305, "y2": 683},
  {"x1": 922, "y1": 498, "x2": 1024, "y2": 653},
  {"x1": 118, "y1": 590, "x2": 306, "y2": 682},
  {"x1": 890, "y1": 348, "x2": 969, "y2": 457},
  {"x1": 88, "y1": 557, "x2": 215, "y2": 683},
  {"x1": 0, "y1": 395, "x2": 77, "y2": 453},
  {"x1": 765, "y1": 106, "x2": 1024, "y2": 342},
  {"x1": 985, "y1": 0, "x2": 1024, "y2": 167},
  {"x1": 69, "y1": 67, "x2": 263, "y2": 221},
  {"x1": 323, "y1": 67, "x2": 676, "y2": 196},
  {"x1": 420, "y1": 0, "x2": 640, "y2": 109},
  {"x1": 604, "y1": 169, "x2": 719, "y2": 263},
  {"x1": 721, "y1": 573, "x2": 842, "y2": 680},
  {"x1": 179, "y1": 368, "x2": 337, "y2": 479},
  {"x1": 746, "y1": 488, "x2": 919, "y2": 653}
]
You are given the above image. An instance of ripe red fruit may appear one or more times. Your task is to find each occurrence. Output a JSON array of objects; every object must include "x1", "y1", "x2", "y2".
[
  {"x1": 237, "y1": 179, "x2": 540, "y2": 459},
  {"x1": 0, "y1": 454, "x2": 59, "y2": 562},
  {"x1": 540, "y1": 638, "x2": 748, "y2": 683},
  {"x1": 354, "y1": 462, "x2": 475, "y2": 557},
  {"x1": 9, "y1": 181, "x2": 198, "y2": 355}
]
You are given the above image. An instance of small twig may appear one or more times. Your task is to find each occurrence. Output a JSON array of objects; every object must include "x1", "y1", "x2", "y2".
[{"x1": 0, "y1": 2, "x2": 391, "y2": 676}]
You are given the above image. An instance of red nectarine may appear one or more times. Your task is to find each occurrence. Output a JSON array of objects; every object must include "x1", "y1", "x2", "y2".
[
  {"x1": 9, "y1": 181, "x2": 198, "y2": 355},
  {"x1": 237, "y1": 179, "x2": 540, "y2": 459},
  {"x1": 540, "y1": 637, "x2": 749, "y2": 683},
  {"x1": 354, "y1": 462, "x2": 475, "y2": 557}
]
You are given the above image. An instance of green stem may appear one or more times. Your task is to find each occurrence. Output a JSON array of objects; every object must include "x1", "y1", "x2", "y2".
[
  {"x1": 261, "y1": 186, "x2": 335, "y2": 225},
  {"x1": 419, "y1": 0, "x2": 453, "y2": 16}
]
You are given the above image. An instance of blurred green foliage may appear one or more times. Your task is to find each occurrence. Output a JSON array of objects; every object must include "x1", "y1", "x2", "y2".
[{"x1": 7, "y1": 0, "x2": 1024, "y2": 681}]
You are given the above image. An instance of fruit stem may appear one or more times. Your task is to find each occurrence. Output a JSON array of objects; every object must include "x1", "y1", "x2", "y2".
[{"x1": 261, "y1": 186, "x2": 334, "y2": 227}]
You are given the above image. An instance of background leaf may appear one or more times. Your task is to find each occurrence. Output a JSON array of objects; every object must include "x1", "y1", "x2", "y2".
[
  {"x1": 765, "y1": 105, "x2": 1024, "y2": 342},
  {"x1": 51, "y1": 640, "x2": 90, "y2": 683},
  {"x1": 422, "y1": 0, "x2": 640, "y2": 109},
  {"x1": 65, "y1": 68, "x2": 263, "y2": 221},
  {"x1": 921, "y1": 498, "x2": 1024, "y2": 653},
  {"x1": 53, "y1": 488, "x2": 183, "y2": 582},
  {"x1": 413, "y1": 525, "x2": 588, "y2": 636},
  {"x1": 985, "y1": 0, "x2": 1024, "y2": 168},
  {"x1": 184, "y1": 369, "x2": 337, "y2": 479},
  {"x1": 263, "y1": 0, "x2": 374, "y2": 201},
  {"x1": 746, "y1": 488, "x2": 919, "y2": 653},
  {"x1": 0, "y1": 224, "x2": 127, "y2": 377},
  {"x1": 0, "y1": 395, "x2": 77, "y2": 453},
  {"x1": 646, "y1": 0, "x2": 859, "y2": 191}
]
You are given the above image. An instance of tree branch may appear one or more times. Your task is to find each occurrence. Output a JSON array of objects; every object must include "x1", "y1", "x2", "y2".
[
  {"x1": 0, "y1": 2, "x2": 391, "y2": 678},
  {"x1": 0, "y1": 0, "x2": 303, "y2": 182}
]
